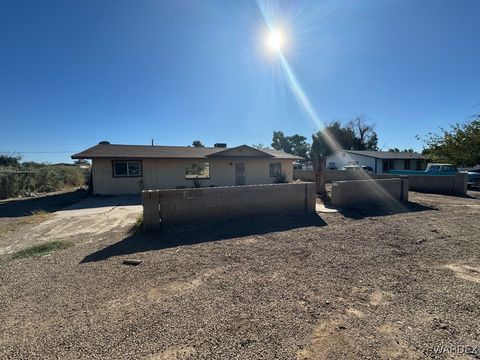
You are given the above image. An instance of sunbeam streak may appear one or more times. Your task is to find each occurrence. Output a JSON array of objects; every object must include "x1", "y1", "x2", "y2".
[
  {"x1": 276, "y1": 51, "x2": 344, "y2": 155},
  {"x1": 256, "y1": 0, "x2": 339, "y2": 151},
  {"x1": 256, "y1": 0, "x2": 408, "y2": 212}
]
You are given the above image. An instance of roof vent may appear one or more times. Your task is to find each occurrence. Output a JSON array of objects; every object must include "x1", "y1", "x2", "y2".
[
  {"x1": 98, "y1": 141, "x2": 110, "y2": 145},
  {"x1": 214, "y1": 143, "x2": 227, "y2": 148}
]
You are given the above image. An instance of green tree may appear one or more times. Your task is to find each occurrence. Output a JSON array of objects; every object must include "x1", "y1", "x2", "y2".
[
  {"x1": 271, "y1": 131, "x2": 292, "y2": 154},
  {"x1": 310, "y1": 117, "x2": 378, "y2": 195},
  {"x1": 271, "y1": 131, "x2": 310, "y2": 159},
  {"x1": 348, "y1": 115, "x2": 379, "y2": 151},
  {"x1": 419, "y1": 116, "x2": 480, "y2": 166},
  {"x1": 388, "y1": 148, "x2": 414, "y2": 153},
  {"x1": 0, "y1": 153, "x2": 22, "y2": 167},
  {"x1": 192, "y1": 140, "x2": 204, "y2": 147},
  {"x1": 74, "y1": 159, "x2": 90, "y2": 166},
  {"x1": 310, "y1": 121, "x2": 354, "y2": 158},
  {"x1": 310, "y1": 116, "x2": 378, "y2": 159}
]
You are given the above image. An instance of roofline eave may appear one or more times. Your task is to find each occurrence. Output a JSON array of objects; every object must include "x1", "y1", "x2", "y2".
[{"x1": 71, "y1": 155, "x2": 302, "y2": 160}]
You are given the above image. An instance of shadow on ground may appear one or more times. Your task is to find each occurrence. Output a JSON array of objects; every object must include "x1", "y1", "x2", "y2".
[
  {"x1": 468, "y1": 188, "x2": 480, "y2": 200},
  {"x1": 337, "y1": 200, "x2": 438, "y2": 220},
  {"x1": 0, "y1": 189, "x2": 88, "y2": 217},
  {"x1": 80, "y1": 212, "x2": 326, "y2": 263},
  {"x1": 64, "y1": 194, "x2": 141, "y2": 210}
]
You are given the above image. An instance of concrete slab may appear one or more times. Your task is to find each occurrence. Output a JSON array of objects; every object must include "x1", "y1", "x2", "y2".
[
  {"x1": 316, "y1": 202, "x2": 338, "y2": 213},
  {"x1": 0, "y1": 195, "x2": 142, "y2": 255},
  {"x1": 38, "y1": 195, "x2": 142, "y2": 238}
]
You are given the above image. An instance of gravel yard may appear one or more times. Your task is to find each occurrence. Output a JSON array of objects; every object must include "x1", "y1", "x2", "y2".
[{"x1": 1, "y1": 190, "x2": 480, "y2": 359}]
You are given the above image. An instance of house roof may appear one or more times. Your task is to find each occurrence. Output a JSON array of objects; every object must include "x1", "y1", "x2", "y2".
[
  {"x1": 333, "y1": 150, "x2": 428, "y2": 160},
  {"x1": 71, "y1": 143, "x2": 303, "y2": 160}
]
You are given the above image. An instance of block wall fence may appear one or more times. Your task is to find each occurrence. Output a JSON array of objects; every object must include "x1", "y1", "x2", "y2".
[
  {"x1": 294, "y1": 170, "x2": 467, "y2": 196},
  {"x1": 331, "y1": 178, "x2": 409, "y2": 209},
  {"x1": 142, "y1": 182, "x2": 316, "y2": 230}
]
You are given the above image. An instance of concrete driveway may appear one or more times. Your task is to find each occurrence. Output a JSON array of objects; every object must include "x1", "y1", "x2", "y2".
[{"x1": 0, "y1": 194, "x2": 142, "y2": 255}]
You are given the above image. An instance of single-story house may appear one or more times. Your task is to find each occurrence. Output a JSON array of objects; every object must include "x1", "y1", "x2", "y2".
[
  {"x1": 72, "y1": 142, "x2": 302, "y2": 195},
  {"x1": 326, "y1": 150, "x2": 428, "y2": 174}
]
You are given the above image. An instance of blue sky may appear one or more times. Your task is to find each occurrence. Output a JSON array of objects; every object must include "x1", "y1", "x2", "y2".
[{"x1": 1, "y1": 0, "x2": 479, "y2": 163}]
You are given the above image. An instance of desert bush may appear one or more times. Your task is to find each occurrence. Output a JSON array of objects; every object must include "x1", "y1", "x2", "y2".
[
  {"x1": 193, "y1": 177, "x2": 202, "y2": 188},
  {"x1": 0, "y1": 164, "x2": 87, "y2": 199},
  {"x1": 129, "y1": 215, "x2": 144, "y2": 234},
  {"x1": 273, "y1": 171, "x2": 289, "y2": 183},
  {"x1": 11, "y1": 240, "x2": 74, "y2": 260}
]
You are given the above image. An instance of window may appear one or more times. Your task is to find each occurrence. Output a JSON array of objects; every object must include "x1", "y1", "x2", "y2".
[
  {"x1": 416, "y1": 160, "x2": 422, "y2": 171},
  {"x1": 327, "y1": 162, "x2": 337, "y2": 170},
  {"x1": 269, "y1": 162, "x2": 282, "y2": 177},
  {"x1": 112, "y1": 160, "x2": 142, "y2": 177},
  {"x1": 442, "y1": 165, "x2": 457, "y2": 172},
  {"x1": 186, "y1": 162, "x2": 210, "y2": 179},
  {"x1": 404, "y1": 159, "x2": 410, "y2": 170},
  {"x1": 382, "y1": 159, "x2": 395, "y2": 173}
]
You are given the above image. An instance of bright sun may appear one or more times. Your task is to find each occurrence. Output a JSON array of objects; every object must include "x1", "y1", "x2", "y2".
[{"x1": 266, "y1": 29, "x2": 284, "y2": 51}]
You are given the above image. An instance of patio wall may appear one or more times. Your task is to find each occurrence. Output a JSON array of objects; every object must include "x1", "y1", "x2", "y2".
[
  {"x1": 142, "y1": 182, "x2": 316, "y2": 230},
  {"x1": 324, "y1": 171, "x2": 467, "y2": 196},
  {"x1": 293, "y1": 170, "x2": 315, "y2": 181},
  {"x1": 326, "y1": 170, "x2": 370, "y2": 182},
  {"x1": 407, "y1": 173, "x2": 467, "y2": 196},
  {"x1": 331, "y1": 178, "x2": 409, "y2": 209}
]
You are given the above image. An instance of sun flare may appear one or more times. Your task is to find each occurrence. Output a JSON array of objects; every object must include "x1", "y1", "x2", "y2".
[{"x1": 266, "y1": 29, "x2": 284, "y2": 51}]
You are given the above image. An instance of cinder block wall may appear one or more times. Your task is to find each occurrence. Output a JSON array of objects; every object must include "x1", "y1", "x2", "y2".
[
  {"x1": 142, "y1": 182, "x2": 316, "y2": 229},
  {"x1": 326, "y1": 170, "x2": 374, "y2": 183},
  {"x1": 407, "y1": 173, "x2": 467, "y2": 196},
  {"x1": 293, "y1": 170, "x2": 315, "y2": 181},
  {"x1": 331, "y1": 178, "x2": 408, "y2": 209},
  {"x1": 327, "y1": 171, "x2": 467, "y2": 196}
]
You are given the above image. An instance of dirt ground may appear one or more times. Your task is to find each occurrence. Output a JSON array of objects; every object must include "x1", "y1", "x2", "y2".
[{"x1": 0, "y1": 189, "x2": 480, "y2": 359}]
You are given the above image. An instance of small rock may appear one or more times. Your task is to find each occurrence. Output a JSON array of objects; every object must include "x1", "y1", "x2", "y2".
[{"x1": 123, "y1": 259, "x2": 142, "y2": 266}]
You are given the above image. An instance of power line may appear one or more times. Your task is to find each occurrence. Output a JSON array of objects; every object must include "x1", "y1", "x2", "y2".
[{"x1": 0, "y1": 151, "x2": 79, "y2": 154}]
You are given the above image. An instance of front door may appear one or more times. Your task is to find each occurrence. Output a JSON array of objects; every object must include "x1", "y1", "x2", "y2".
[{"x1": 235, "y1": 162, "x2": 246, "y2": 186}]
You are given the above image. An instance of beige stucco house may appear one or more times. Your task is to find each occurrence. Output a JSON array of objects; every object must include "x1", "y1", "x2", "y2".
[{"x1": 72, "y1": 142, "x2": 302, "y2": 195}]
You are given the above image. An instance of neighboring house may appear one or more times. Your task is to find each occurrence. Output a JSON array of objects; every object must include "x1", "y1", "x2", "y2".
[
  {"x1": 72, "y1": 142, "x2": 302, "y2": 195},
  {"x1": 326, "y1": 150, "x2": 428, "y2": 174}
]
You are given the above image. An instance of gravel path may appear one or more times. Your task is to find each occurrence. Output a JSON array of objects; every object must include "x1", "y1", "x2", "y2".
[{"x1": 1, "y1": 190, "x2": 479, "y2": 359}]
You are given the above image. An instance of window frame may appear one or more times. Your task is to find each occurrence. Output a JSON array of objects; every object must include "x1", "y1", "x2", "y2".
[
  {"x1": 185, "y1": 161, "x2": 210, "y2": 179},
  {"x1": 382, "y1": 159, "x2": 395, "y2": 173},
  {"x1": 269, "y1": 162, "x2": 282, "y2": 177},
  {"x1": 111, "y1": 160, "x2": 143, "y2": 178}
]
